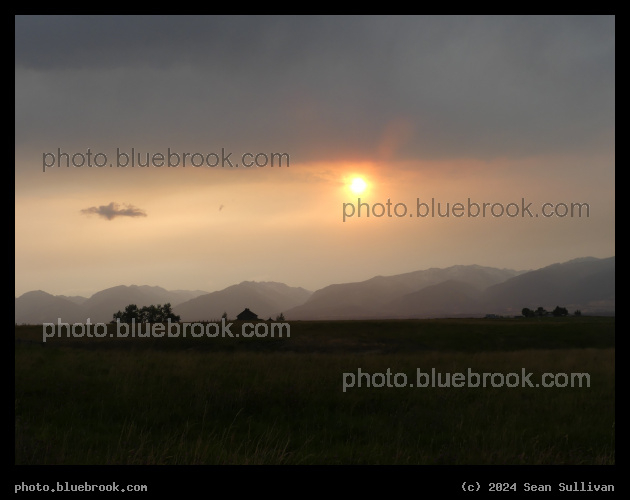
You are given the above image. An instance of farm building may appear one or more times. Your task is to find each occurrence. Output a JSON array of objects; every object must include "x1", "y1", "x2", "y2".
[{"x1": 236, "y1": 308, "x2": 258, "y2": 321}]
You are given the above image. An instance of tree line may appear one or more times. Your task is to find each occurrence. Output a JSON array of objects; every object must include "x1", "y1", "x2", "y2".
[
  {"x1": 112, "y1": 303, "x2": 181, "y2": 323},
  {"x1": 521, "y1": 306, "x2": 581, "y2": 318}
]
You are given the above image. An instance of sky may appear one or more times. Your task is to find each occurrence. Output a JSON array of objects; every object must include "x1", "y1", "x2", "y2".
[{"x1": 15, "y1": 15, "x2": 615, "y2": 298}]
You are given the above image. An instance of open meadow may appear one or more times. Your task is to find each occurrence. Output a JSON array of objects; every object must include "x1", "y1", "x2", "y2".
[{"x1": 15, "y1": 317, "x2": 614, "y2": 465}]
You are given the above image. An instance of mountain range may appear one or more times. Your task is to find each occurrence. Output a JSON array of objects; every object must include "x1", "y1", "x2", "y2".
[
  {"x1": 286, "y1": 257, "x2": 614, "y2": 319},
  {"x1": 173, "y1": 281, "x2": 312, "y2": 321},
  {"x1": 286, "y1": 264, "x2": 523, "y2": 319},
  {"x1": 15, "y1": 256, "x2": 614, "y2": 324},
  {"x1": 15, "y1": 285, "x2": 209, "y2": 325}
]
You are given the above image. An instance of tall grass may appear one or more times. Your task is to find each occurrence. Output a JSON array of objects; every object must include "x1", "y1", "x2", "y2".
[{"x1": 15, "y1": 318, "x2": 615, "y2": 464}]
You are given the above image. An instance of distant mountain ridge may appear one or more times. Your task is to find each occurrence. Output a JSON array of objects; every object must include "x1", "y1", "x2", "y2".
[
  {"x1": 82, "y1": 285, "x2": 208, "y2": 322},
  {"x1": 15, "y1": 256, "x2": 614, "y2": 324},
  {"x1": 383, "y1": 279, "x2": 484, "y2": 318},
  {"x1": 15, "y1": 290, "x2": 88, "y2": 325},
  {"x1": 174, "y1": 281, "x2": 313, "y2": 321},
  {"x1": 285, "y1": 257, "x2": 615, "y2": 320},
  {"x1": 286, "y1": 257, "x2": 614, "y2": 319},
  {"x1": 481, "y1": 256, "x2": 615, "y2": 316},
  {"x1": 15, "y1": 285, "x2": 209, "y2": 324},
  {"x1": 285, "y1": 264, "x2": 524, "y2": 319},
  {"x1": 14, "y1": 282, "x2": 312, "y2": 325}
]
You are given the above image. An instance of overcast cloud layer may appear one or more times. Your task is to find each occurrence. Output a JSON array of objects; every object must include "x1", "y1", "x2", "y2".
[
  {"x1": 16, "y1": 15, "x2": 614, "y2": 162},
  {"x1": 15, "y1": 15, "x2": 615, "y2": 297}
]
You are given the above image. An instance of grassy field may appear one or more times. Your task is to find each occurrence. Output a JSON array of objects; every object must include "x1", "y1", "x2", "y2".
[{"x1": 15, "y1": 317, "x2": 615, "y2": 464}]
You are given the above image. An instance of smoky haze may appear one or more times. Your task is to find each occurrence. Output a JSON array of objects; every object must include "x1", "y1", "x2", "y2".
[{"x1": 15, "y1": 15, "x2": 614, "y2": 299}]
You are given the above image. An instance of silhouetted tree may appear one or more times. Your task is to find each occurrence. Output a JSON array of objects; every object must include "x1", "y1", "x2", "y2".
[
  {"x1": 276, "y1": 312, "x2": 285, "y2": 321},
  {"x1": 156, "y1": 302, "x2": 179, "y2": 322},
  {"x1": 535, "y1": 307, "x2": 548, "y2": 317},
  {"x1": 113, "y1": 303, "x2": 179, "y2": 323},
  {"x1": 522, "y1": 307, "x2": 535, "y2": 318},
  {"x1": 139, "y1": 304, "x2": 159, "y2": 323},
  {"x1": 120, "y1": 304, "x2": 140, "y2": 323},
  {"x1": 552, "y1": 306, "x2": 568, "y2": 317},
  {"x1": 574, "y1": 309, "x2": 582, "y2": 316}
]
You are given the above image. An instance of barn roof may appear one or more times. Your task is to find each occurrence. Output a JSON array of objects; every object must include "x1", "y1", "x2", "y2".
[{"x1": 236, "y1": 308, "x2": 258, "y2": 320}]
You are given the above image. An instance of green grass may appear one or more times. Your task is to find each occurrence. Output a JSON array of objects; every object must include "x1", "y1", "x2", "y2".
[{"x1": 15, "y1": 317, "x2": 615, "y2": 464}]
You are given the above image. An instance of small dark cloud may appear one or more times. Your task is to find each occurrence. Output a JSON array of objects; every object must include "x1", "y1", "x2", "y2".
[{"x1": 81, "y1": 202, "x2": 147, "y2": 220}]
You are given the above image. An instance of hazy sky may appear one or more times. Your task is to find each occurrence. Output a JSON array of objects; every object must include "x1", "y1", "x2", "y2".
[{"x1": 15, "y1": 15, "x2": 615, "y2": 297}]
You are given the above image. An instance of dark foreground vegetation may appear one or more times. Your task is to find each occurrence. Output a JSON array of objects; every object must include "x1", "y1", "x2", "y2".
[{"x1": 15, "y1": 317, "x2": 614, "y2": 464}]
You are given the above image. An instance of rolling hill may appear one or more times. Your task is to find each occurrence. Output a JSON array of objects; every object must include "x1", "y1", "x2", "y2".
[
  {"x1": 15, "y1": 257, "x2": 614, "y2": 323},
  {"x1": 173, "y1": 281, "x2": 313, "y2": 321}
]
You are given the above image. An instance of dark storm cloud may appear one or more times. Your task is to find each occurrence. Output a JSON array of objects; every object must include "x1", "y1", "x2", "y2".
[
  {"x1": 81, "y1": 202, "x2": 147, "y2": 220},
  {"x1": 15, "y1": 15, "x2": 614, "y2": 163},
  {"x1": 15, "y1": 15, "x2": 364, "y2": 71}
]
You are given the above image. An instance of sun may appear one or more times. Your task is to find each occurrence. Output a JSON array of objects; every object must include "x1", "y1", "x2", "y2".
[{"x1": 349, "y1": 177, "x2": 368, "y2": 194}]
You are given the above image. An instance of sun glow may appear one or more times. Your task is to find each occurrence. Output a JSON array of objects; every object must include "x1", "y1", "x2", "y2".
[{"x1": 349, "y1": 177, "x2": 367, "y2": 194}]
